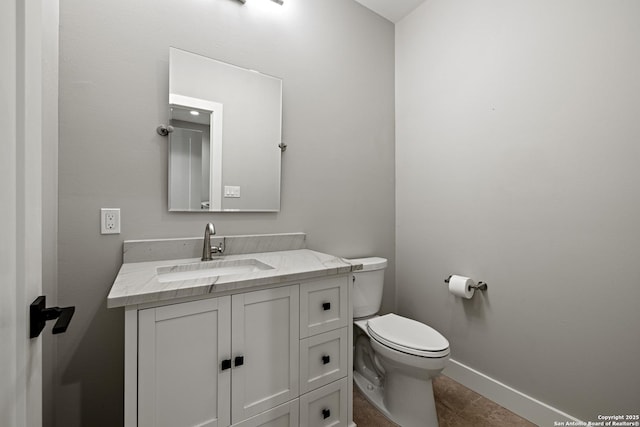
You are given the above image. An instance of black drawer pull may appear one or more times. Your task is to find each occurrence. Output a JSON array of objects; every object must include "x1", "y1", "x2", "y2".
[
  {"x1": 322, "y1": 355, "x2": 330, "y2": 364},
  {"x1": 221, "y1": 359, "x2": 231, "y2": 371},
  {"x1": 322, "y1": 302, "x2": 331, "y2": 311},
  {"x1": 322, "y1": 408, "x2": 331, "y2": 419},
  {"x1": 235, "y1": 356, "x2": 244, "y2": 367}
]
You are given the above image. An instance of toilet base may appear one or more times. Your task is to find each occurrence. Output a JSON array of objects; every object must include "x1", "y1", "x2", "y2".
[
  {"x1": 354, "y1": 370, "x2": 440, "y2": 427},
  {"x1": 354, "y1": 371, "x2": 394, "y2": 422}
]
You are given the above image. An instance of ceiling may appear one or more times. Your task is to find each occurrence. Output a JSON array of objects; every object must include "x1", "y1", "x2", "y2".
[{"x1": 353, "y1": 0, "x2": 426, "y2": 23}]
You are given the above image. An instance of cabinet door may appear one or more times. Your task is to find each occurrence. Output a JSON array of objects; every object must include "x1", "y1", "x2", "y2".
[
  {"x1": 231, "y1": 286, "x2": 300, "y2": 423},
  {"x1": 138, "y1": 297, "x2": 231, "y2": 427}
]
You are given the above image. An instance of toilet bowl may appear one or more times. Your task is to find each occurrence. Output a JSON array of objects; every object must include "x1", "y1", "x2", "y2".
[{"x1": 349, "y1": 257, "x2": 450, "y2": 427}]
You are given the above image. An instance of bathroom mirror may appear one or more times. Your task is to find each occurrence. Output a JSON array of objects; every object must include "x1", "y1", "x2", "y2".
[{"x1": 168, "y1": 47, "x2": 282, "y2": 212}]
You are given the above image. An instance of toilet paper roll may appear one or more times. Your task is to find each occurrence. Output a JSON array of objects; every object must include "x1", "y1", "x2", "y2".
[{"x1": 448, "y1": 275, "x2": 475, "y2": 299}]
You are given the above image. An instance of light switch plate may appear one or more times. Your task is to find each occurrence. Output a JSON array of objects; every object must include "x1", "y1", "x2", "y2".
[{"x1": 224, "y1": 186, "x2": 241, "y2": 198}]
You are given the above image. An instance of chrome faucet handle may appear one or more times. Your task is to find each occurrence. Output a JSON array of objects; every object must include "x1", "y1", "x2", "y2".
[{"x1": 211, "y1": 239, "x2": 224, "y2": 254}]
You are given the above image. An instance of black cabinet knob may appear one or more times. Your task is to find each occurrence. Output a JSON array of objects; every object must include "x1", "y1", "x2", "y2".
[
  {"x1": 322, "y1": 355, "x2": 330, "y2": 364},
  {"x1": 322, "y1": 408, "x2": 331, "y2": 419},
  {"x1": 235, "y1": 356, "x2": 244, "y2": 367},
  {"x1": 322, "y1": 302, "x2": 331, "y2": 311},
  {"x1": 221, "y1": 359, "x2": 232, "y2": 371}
]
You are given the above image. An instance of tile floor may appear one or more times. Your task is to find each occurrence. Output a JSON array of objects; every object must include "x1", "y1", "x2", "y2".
[{"x1": 353, "y1": 375, "x2": 537, "y2": 427}]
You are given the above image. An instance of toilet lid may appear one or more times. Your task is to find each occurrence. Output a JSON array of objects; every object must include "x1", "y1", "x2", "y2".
[{"x1": 367, "y1": 314, "x2": 450, "y2": 357}]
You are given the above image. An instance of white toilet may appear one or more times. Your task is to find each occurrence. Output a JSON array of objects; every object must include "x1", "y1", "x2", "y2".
[{"x1": 350, "y1": 257, "x2": 450, "y2": 427}]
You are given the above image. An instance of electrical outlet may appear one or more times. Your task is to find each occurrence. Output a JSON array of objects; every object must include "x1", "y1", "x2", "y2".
[{"x1": 101, "y1": 208, "x2": 121, "y2": 234}]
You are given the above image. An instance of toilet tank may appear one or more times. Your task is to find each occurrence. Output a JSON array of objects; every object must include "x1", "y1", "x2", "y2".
[{"x1": 348, "y1": 257, "x2": 388, "y2": 319}]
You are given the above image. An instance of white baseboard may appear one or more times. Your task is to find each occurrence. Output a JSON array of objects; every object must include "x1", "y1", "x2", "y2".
[{"x1": 443, "y1": 359, "x2": 581, "y2": 426}]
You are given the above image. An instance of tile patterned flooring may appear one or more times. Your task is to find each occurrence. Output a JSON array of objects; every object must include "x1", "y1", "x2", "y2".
[{"x1": 353, "y1": 375, "x2": 538, "y2": 427}]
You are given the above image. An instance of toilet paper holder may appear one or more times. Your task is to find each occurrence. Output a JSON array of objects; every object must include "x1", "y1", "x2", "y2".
[{"x1": 444, "y1": 275, "x2": 488, "y2": 291}]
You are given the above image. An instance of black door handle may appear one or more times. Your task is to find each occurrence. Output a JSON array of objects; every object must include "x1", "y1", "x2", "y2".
[
  {"x1": 322, "y1": 355, "x2": 330, "y2": 364},
  {"x1": 235, "y1": 356, "x2": 244, "y2": 367},
  {"x1": 322, "y1": 302, "x2": 331, "y2": 311},
  {"x1": 30, "y1": 296, "x2": 75, "y2": 338},
  {"x1": 322, "y1": 408, "x2": 331, "y2": 419},
  {"x1": 221, "y1": 359, "x2": 232, "y2": 371}
]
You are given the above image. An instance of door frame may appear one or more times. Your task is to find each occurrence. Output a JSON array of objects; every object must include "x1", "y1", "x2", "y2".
[{"x1": 1, "y1": 0, "x2": 48, "y2": 426}]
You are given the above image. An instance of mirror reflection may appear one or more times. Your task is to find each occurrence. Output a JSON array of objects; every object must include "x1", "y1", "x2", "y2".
[{"x1": 168, "y1": 47, "x2": 282, "y2": 212}]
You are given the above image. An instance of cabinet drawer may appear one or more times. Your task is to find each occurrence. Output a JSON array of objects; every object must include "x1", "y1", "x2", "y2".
[
  {"x1": 299, "y1": 378, "x2": 348, "y2": 427},
  {"x1": 300, "y1": 328, "x2": 348, "y2": 394},
  {"x1": 300, "y1": 276, "x2": 348, "y2": 338},
  {"x1": 231, "y1": 400, "x2": 299, "y2": 427}
]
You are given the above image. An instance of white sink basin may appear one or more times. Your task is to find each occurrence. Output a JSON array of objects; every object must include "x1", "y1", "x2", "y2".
[{"x1": 156, "y1": 258, "x2": 274, "y2": 283}]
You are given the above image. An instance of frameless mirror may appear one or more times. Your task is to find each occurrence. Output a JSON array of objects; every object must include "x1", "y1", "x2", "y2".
[{"x1": 168, "y1": 47, "x2": 282, "y2": 212}]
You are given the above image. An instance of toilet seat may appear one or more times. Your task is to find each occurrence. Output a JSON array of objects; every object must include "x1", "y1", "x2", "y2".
[{"x1": 367, "y1": 314, "x2": 450, "y2": 358}]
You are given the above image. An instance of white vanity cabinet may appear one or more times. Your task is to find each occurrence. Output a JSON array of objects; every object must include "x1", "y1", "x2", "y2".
[
  {"x1": 136, "y1": 286, "x2": 299, "y2": 427},
  {"x1": 125, "y1": 274, "x2": 353, "y2": 427}
]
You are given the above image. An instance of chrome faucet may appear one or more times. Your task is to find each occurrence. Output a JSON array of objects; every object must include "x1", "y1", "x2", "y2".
[{"x1": 202, "y1": 223, "x2": 224, "y2": 261}]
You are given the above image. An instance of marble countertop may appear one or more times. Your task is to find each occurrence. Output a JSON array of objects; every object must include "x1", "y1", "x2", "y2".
[{"x1": 107, "y1": 249, "x2": 362, "y2": 308}]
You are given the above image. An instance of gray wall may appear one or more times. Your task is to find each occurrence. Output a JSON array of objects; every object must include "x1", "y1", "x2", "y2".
[
  {"x1": 57, "y1": 0, "x2": 395, "y2": 426},
  {"x1": 396, "y1": 0, "x2": 640, "y2": 421}
]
